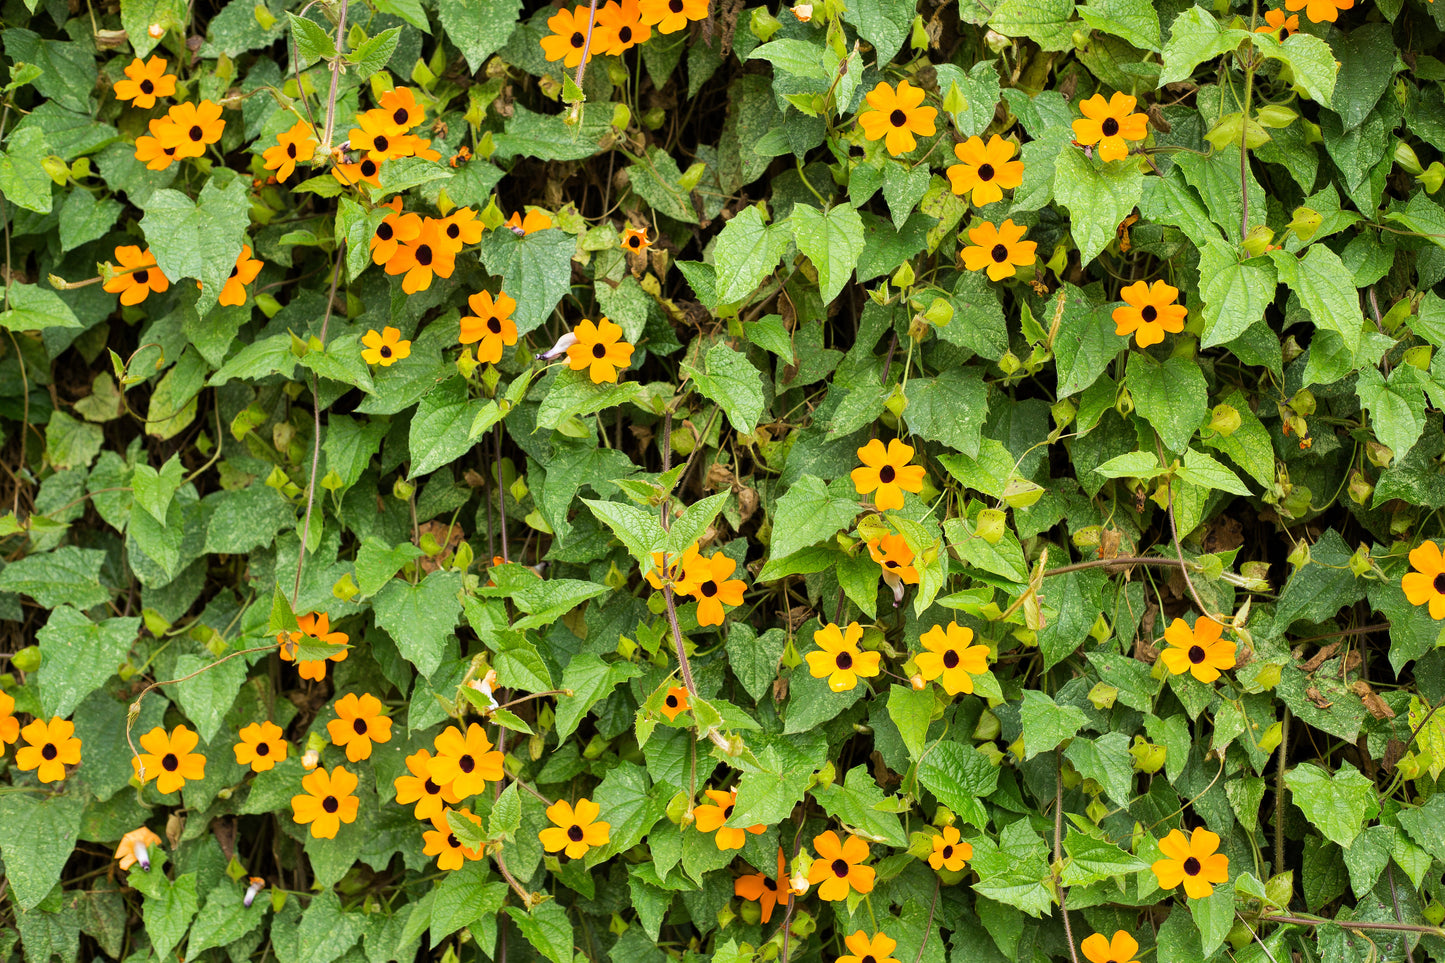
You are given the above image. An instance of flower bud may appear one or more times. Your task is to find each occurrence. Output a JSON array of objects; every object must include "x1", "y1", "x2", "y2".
[
  {"x1": 1129, "y1": 736, "x2": 1166, "y2": 773},
  {"x1": 1394, "y1": 141, "x2": 1424, "y2": 176},
  {"x1": 1255, "y1": 104, "x2": 1297, "y2": 128},
  {"x1": 677, "y1": 162, "x2": 706, "y2": 192},
  {"x1": 884, "y1": 384, "x2": 908, "y2": 417},
  {"x1": 1087, "y1": 682, "x2": 1118, "y2": 711},
  {"x1": 1254, "y1": 663, "x2": 1281, "y2": 691},
  {"x1": 1256, "y1": 721, "x2": 1283, "y2": 753},
  {"x1": 1241, "y1": 225, "x2": 1275, "y2": 258},
  {"x1": 975, "y1": 509, "x2": 1007, "y2": 545},
  {"x1": 12, "y1": 645, "x2": 40, "y2": 673},
  {"x1": 972, "y1": 710, "x2": 1000, "y2": 741},
  {"x1": 1085, "y1": 798, "x2": 1109, "y2": 824},
  {"x1": 1347, "y1": 471, "x2": 1373, "y2": 506},
  {"x1": 891, "y1": 261, "x2": 915, "y2": 289},
  {"x1": 1365, "y1": 439, "x2": 1393, "y2": 468},
  {"x1": 925, "y1": 296, "x2": 953, "y2": 327},
  {"x1": 1423, "y1": 900, "x2": 1445, "y2": 926},
  {"x1": 976, "y1": 743, "x2": 1004, "y2": 766},
  {"x1": 392, "y1": 478, "x2": 415, "y2": 501},
  {"x1": 244, "y1": 877, "x2": 265, "y2": 907},
  {"x1": 1286, "y1": 206, "x2": 1322, "y2": 242},
  {"x1": 1003, "y1": 477, "x2": 1044, "y2": 509},
  {"x1": 1421, "y1": 161, "x2": 1445, "y2": 194},
  {"x1": 997, "y1": 349, "x2": 1022, "y2": 376},
  {"x1": 1207, "y1": 403, "x2": 1241, "y2": 437},
  {"x1": 751, "y1": 7, "x2": 783, "y2": 39}
]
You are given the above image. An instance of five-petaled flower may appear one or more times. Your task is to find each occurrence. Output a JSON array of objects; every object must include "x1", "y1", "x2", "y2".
[
  {"x1": 622, "y1": 226, "x2": 652, "y2": 254},
  {"x1": 1151, "y1": 827, "x2": 1229, "y2": 899},
  {"x1": 349, "y1": 109, "x2": 411, "y2": 164},
  {"x1": 114, "y1": 826, "x2": 163, "y2": 872},
  {"x1": 0, "y1": 689, "x2": 21, "y2": 754},
  {"x1": 219, "y1": 244, "x2": 263, "y2": 306},
  {"x1": 423, "y1": 808, "x2": 485, "y2": 870},
  {"x1": 1402, "y1": 540, "x2": 1445, "y2": 619},
  {"x1": 867, "y1": 533, "x2": 921, "y2": 588},
  {"x1": 385, "y1": 218, "x2": 456, "y2": 293},
  {"x1": 1112, "y1": 280, "x2": 1187, "y2": 348},
  {"x1": 806, "y1": 621, "x2": 880, "y2": 692},
  {"x1": 460, "y1": 290, "x2": 519, "y2": 365},
  {"x1": 429, "y1": 723, "x2": 505, "y2": 797},
  {"x1": 327, "y1": 692, "x2": 393, "y2": 762},
  {"x1": 837, "y1": 931, "x2": 900, "y2": 963},
  {"x1": 541, "y1": 5, "x2": 598, "y2": 67},
  {"x1": 640, "y1": 0, "x2": 709, "y2": 33},
  {"x1": 808, "y1": 830, "x2": 875, "y2": 900},
  {"x1": 16, "y1": 716, "x2": 81, "y2": 784},
  {"x1": 596, "y1": 0, "x2": 651, "y2": 54},
  {"x1": 960, "y1": 219, "x2": 1037, "y2": 281},
  {"x1": 566, "y1": 317, "x2": 635, "y2": 384},
  {"x1": 278, "y1": 611, "x2": 349, "y2": 679},
  {"x1": 333, "y1": 156, "x2": 381, "y2": 188},
  {"x1": 292, "y1": 765, "x2": 360, "y2": 839},
  {"x1": 262, "y1": 119, "x2": 318, "y2": 182},
  {"x1": 233, "y1": 721, "x2": 288, "y2": 773},
  {"x1": 681, "y1": 551, "x2": 747, "y2": 626},
  {"x1": 852, "y1": 438, "x2": 926, "y2": 511},
  {"x1": 646, "y1": 543, "x2": 702, "y2": 595},
  {"x1": 104, "y1": 245, "x2": 170, "y2": 305},
  {"x1": 915, "y1": 622, "x2": 990, "y2": 696},
  {"x1": 371, "y1": 199, "x2": 422, "y2": 265},
  {"x1": 1072, "y1": 92, "x2": 1148, "y2": 163},
  {"x1": 135, "y1": 118, "x2": 181, "y2": 169},
  {"x1": 1284, "y1": 0, "x2": 1352, "y2": 22},
  {"x1": 693, "y1": 788, "x2": 767, "y2": 850},
  {"x1": 659, "y1": 686, "x2": 691, "y2": 722},
  {"x1": 160, "y1": 100, "x2": 226, "y2": 160},
  {"x1": 1255, "y1": 8, "x2": 1299, "y2": 35},
  {"x1": 380, "y1": 86, "x2": 425, "y2": 130},
  {"x1": 928, "y1": 825, "x2": 972, "y2": 871},
  {"x1": 947, "y1": 135, "x2": 1025, "y2": 206},
  {"x1": 438, "y1": 207, "x2": 485, "y2": 250},
  {"x1": 1081, "y1": 930, "x2": 1141, "y2": 963},
  {"x1": 735, "y1": 848, "x2": 790, "y2": 923},
  {"x1": 858, "y1": 80, "x2": 937, "y2": 157},
  {"x1": 1159, "y1": 616, "x2": 1236, "y2": 683},
  {"x1": 362, "y1": 327, "x2": 412, "y2": 367},
  {"x1": 540, "y1": 798, "x2": 611, "y2": 859},
  {"x1": 113, "y1": 55, "x2": 176, "y2": 109},
  {"x1": 395, "y1": 748, "x2": 463, "y2": 821},
  {"x1": 133, "y1": 724, "x2": 206, "y2": 795}
]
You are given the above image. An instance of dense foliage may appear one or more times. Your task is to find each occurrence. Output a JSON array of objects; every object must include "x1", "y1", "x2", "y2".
[{"x1": 1, "y1": 0, "x2": 1445, "y2": 961}]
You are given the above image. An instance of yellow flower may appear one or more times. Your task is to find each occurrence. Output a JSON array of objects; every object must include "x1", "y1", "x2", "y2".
[
  {"x1": 1254, "y1": 8, "x2": 1299, "y2": 36},
  {"x1": 959, "y1": 219, "x2": 1036, "y2": 281},
  {"x1": 805, "y1": 621, "x2": 879, "y2": 692},
  {"x1": 851, "y1": 438, "x2": 925, "y2": 510},
  {"x1": 837, "y1": 931, "x2": 899, "y2": 963},
  {"x1": 233, "y1": 721, "x2": 288, "y2": 773},
  {"x1": 1081, "y1": 931, "x2": 1141, "y2": 963},
  {"x1": 277, "y1": 611, "x2": 348, "y2": 680},
  {"x1": 915, "y1": 622, "x2": 989, "y2": 696},
  {"x1": 428, "y1": 723, "x2": 504, "y2": 797},
  {"x1": 540, "y1": 798, "x2": 610, "y2": 859},
  {"x1": 927, "y1": 825, "x2": 972, "y2": 871},
  {"x1": 326, "y1": 692, "x2": 393, "y2": 762},
  {"x1": 1072, "y1": 92, "x2": 1148, "y2": 163},
  {"x1": 621, "y1": 226, "x2": 652, "y2": 254},
  {"x1": 1159, "y1": 617, "x2": 1236, "y2": 683},
  {"x1": 219, "y1": 244, "x2": 262, "y2": 307},
  {"x1": 0, "y1": 689, "x2": 20, "y2": 754},
  {"x1": 1284, "y1": 0, "x2": 1352, "y2": 22},
  {"x1": 362, "y1": 327, "x2": 412, "y2": 367},
  {"x1": 541, "y1": 5, "x2": 597, "y2": 67},
  {"x1": 806, "y1": 830, "x2": 874, "y2": 900},
  {"x1": 460, "y1": 290, "x2": 519, "y2": 365},
  {"x1": 15, "y1": 717, "x2": 81, "y2": 784},
  {"x1": 659, "y1": 686, "x2": 691, "y2": 722},
  {"x1": 104, "y1": 245, "x2": 169, "y2": 305},
  {"x1": 291, "y1": 765, "x2": 360, "y2": 839},
  {"x1": 639, "y1": 0, "x2": 709, "y2": 33},
  {"x1": 565, "y1": 317, "x2": 635, "y2": 384},
  {"x1": 394, "y1": 748, "x2": 463, "y2": 822},
  {"x1": 1111, "y1": 280, "x2": 1187, "y2": 348},
  {"x1": 262, "y1": 119, "x2": 317, "y2": 182},
  {"x1": 680, "y1": 551, "x2": 747, "y2": 627},
  {"x1": 947, "y1": 135, "x2": 1024, "y2": 206},
  {"x1": 1402, "y1": 540, "x2": 1445, "y2": 619},
  {"x1": 734, "y1": 847, "x2": 790, "y2": 923},
  {"x1": 1151, "y1": 828, "x2": 1229, "y2": 899},
  {"x1": 692, "y1": 788, "x2": 766, "y2": 850},
  {"x1": 132, "y1": 724, "x2": 205, "y2": 795},
  {"x1": 113, "y1": 56, "x2": 176, "y2": 108},
  {"x1": 423, "y1": 808, "x2": 485, "y2": 870},
  {"x1": 857, "y1": 80, "x2": 937, "y2": 156}
]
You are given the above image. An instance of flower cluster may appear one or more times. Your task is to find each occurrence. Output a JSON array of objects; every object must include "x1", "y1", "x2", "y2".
[
  {"x1": 644, "y1": 543, "x2": 747, "y2": 626},
  {"x1": 541, "y1": 0, "x2": 707, "y2": 67}
]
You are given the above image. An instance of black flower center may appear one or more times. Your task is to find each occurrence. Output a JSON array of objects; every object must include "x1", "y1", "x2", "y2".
[
  {"x1": 374, "y1": 135, "x2": 389, "y2": 152},
  {"x1": 140, "y1": 79, "x2": 154, "y2": 94},
  {"x1": 256, "y1": 741, "x2": 271, "y2": 755},
  {"x1": 360, "y1": 159, "x2": 377, "y2": 176},
  {"x1": 835, "y1": 651, "x2": 854, "y2": 670},
  {"x1": 567, "y1": 824, "x2": 585, "y2": 841},
  {"x1": 665, "y1": 694, "x2": 678, "y2": 708},
  {"x1": 620, "y1": 26, "x2": 633, "y2": 42},
  {"x1": 1188, "y1": 645, "x2": 1206, "y2": 665},
  {"x1": 416, "y1": 245, "x2": 433, "y2": 266},
  {"x1": 1142, "y1": 305, "x2": 1157, "y2": 323},
  {"x1": 885, "y1": 560, "x2": 900, "y2": 569},
  {"x1": 322, "y1": 795, "x2": 339, "y2": 813},
  {"x1": 628, "y1": 236, "x2": 640, "y2": 248},
  {"x1": 977, "y1": 163, "x2": 995, "y2": 181},
  {"x1": 592, "y1": 343, "x2": 607, "y2": 358},
  {"x1": 162, "y1": 753, "x2": 179, "y2": 771},
  {"x1": 1101, "y1": 117, "x2": 1120, "y2": 137},
  {"x1": 447, "y1": 834, "x2": 460, "y2": 848},
  {"x1": 41, "y1": 743, "x2": 57, "y2": 760},
  {"x1": 571, "y1": 31, "x2": 586, "y2": 47},
  {"x1": 393, "y1": 108, "x2": 408, "y2": 126},
  {"x1": 669, "y1": 0, "x2": 683, "y2": 10},
  {"x1": 1183, "y1": 856, "x2": 1201, "y2": 876},
  {"x1": 890, "y1": 109, "x2": 907, "y2": 127},
  {"x1": 380, "y1": 345, "x2": 393, "y2": 358},
  {"x1": 424, "y1": 778, "x2": 441, "y2": 794},
  {"x1": 763, "y1": 877, "x2": 777, "y2": 891},
  {"x1": 377, "y1": 222, "x2": 394, "y2": 241},
  {"x1": 831, "y1": 858, "x2": 850, "y2": 878},
  {"x1": 723, "y1": 804, "x2": 734, "y2": 818},
  {"x1": 862, "y1": 957, "x2": 876, "y2": 963},
  {"x1": 352, "y1": 718, "x2": 368, "y2": 735},
  {"x1": 943, "y1": 649, "x2": 959, "y2": 669},
  {"x1": 447, "y1": 223, "x2": 460, "y2": 239},
  {"x1": 487, "y1": 317, "x2": 502, "y2": 334},
  {"x1": 189, "y1": 124, "x2": 203, "y2": 141},
  {"x1": 287, "y1": 143, "x2": 297, "y2": 158},
  {"x1": 701, "y1": 580, "x2": 718, "y2": 597},
  {"x1": 1433, "y1": 573, "x2": 1445, "y2": 594},
  {"x1": 458, "y1": 754, "x2": 475, "y2": 773},
  {"x1": 229, "y1": 264, "x2": 239, "y2": 278},
  {"x1": 879, "y1": 465, "x2": 896, "y2": 483},
  {"x1": 942, "y1": 845, "x2": 954, "y2": 858},
  {"x1": 991, "y1": 244, "x2": 1008, "y2": 263},
  {"x1": 133, "y1": 269, "x2": 149, "y2": 284}
]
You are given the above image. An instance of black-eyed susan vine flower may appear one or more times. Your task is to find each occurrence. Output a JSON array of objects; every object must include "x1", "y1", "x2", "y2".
[
  {"x1": 806, "y1": 621, "x2": 880, "y2": 692},
  {"x1": 645, "y1": 543, "x2": 702, "y2": 594},
  {"x1": 135, "y1": 118, "x2": 180, "y2": 170},
  {"x1": 851, "y1": 438, "x2": 925, "y2": 511},
  {"x1": 622, "y1": 226, "x2": 651, "y2": 254},
  {"x1": 113, "y1": 55, "x2": 176, "y2": 109},
  {"x1": 506, "y1": 209, "x2": 554, "y2": 235},
  {"x1": 595, "y1": 0, "x2": 651, "y2": 53},
  {"x1": 233, "y1": 721, "x2": 288, "y2": 773},
  {"x1": 1403, "y1": 541, "x2": 1445, "y2": 619},
  {"x1": 1254, "y1": 8, "x2": 1299, "y2": 35},
  {"x1": 681, "y1": 551, "x2": 746, "y2": 626},
  {"x1": 659, "y1": 686, "x2": 691, "y2": 722},
  {"x1": 735, "y1": 848, "x2": 790, "y2": 924},
  {"x1": 395, "y1": 748, "x2": 463, "y2": 821},
  {"x1": 1081, "y1": 931, "x2": 1141, "y2": 963},
  {"x1": 385, "y1": 219, "x2": 456, "y2": 293},
  {"x1": 1071, "y1": 92, "x2": 1148, "y2": 163},
  {"x1": 541, "y1": 5, "x2": 598, "y2": 67},
  {"x1": 371, "y1": 199, "x2": 422, "y2": 265},
  {"x1": 263, "y1": 119, "x2": 317, "y2": 182},
  {"x1": 16, "y1": 717, "x2": 81, "y2": 784},
  {"x1": 460, "y1": 290, "x2": 519, "y2": 365},
  {"x1": 640, "y1": 0, "x2": 709, "y2": 33},
  {"x1": 104, "y1": 245, "x2": 169, "y2": 305},
  {"x1": 947, "y1": 135, "x2": 1025, "y2": 206},
  {"x1": 915, "y1": 622, "x2": 989, "y2": 696},
  {"x1": 159, "y1": 100, "x2": 225, "y2": 159},
  {"x1": 1284, "y1": 0, "x2": 1352, "y2": 22},
  {"x1": 278, "y1": 612, "x2": 349, "y2": 680},
  {"x1": 362, "y1": 327, "x2": 412, "y2": 367},
  {"x1": 380, "y1": 86, "x2": 425, "y2": 130},
  {"x1": 960, "y1": 219, "x2": 1036, "y2": 281},
  {"x1": 540, "y1": 798, "x2": 610, "y2": 859},
  {"x1": 808, "y1": 830, "x2": 875, "y2": 900},
  {"x1": 423, "y1": 808, "x2": 484, "y2": 870},
  {"x1": 566, "y1": 317, "x2": 635, "y2": 384},
  {"x1": 0, "y1": 689, "x2": 20, "y2": 753},
  {"x1": 693, "y1": 789, "x2": 766, "y2": 850},
  {"x1": 928, "y1": 825, "x2": 972, "y2": 871},
  {"x1": 219, "y1": 244, "x2": 262, "y2": 307},
  {"x1": 438, "y1": 206, "x2": 484, "y2": 249},
  {"x1": 133, "y1": 724, "x2": 206, "y2": 794},
  {"x1": 1112, "y1": 280, "x2": 1187, "y2": 348},
  {"x1": 428, "y1": 723, "x2": 504, "y2": 797},
  {"x1": 291, "y1": 765, "x2": 360, "y2": 839},
  {"x1": 1159, "y1": 616, "x2": 1236, "y2": 683},
  {"x1": 326, "y1": 692, "x2": 393, "y2": 762},
  {"x1": 838, "y1": 931, "x2": 900, "y2": 963},
  {"x1": 857, "y1": 80, "x2": 937, "y2": 157},
  {"x1": 114, "y1": 826, "x2": 162, "y2": 871},
  {"x1": 333, "y1": 156, "x2": 381, "y2": 188},
  {"x1": 868, "y1": 533, "x2": 920, "y2": 588},
  {"x1": 349, "y1": 109, "x2": 411, "y2": 163},
  {"x1": 1151, "y1": 827, "x2": 1229, "y2": 899}
]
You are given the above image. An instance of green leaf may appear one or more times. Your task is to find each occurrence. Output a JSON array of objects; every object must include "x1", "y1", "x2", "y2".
[
  {"x1": 586, "y1": 762, "x2": 666, "y2": 864},
  {"x1": 535, "y1": 367, "x2": 645, "y2": 432},
  {"x1": 185, "y1": 882, "x2": 268, "y2": 956},
  {"x1": 583, "y1": 497, "x2": 666, "y2": 571},
  {"x1": 287, "y1": 11, "x2": 337, "y2": 65},
  {"x1": 1356, "y1": 366, "x2": 1427, "y2": 459},
  {"x1": 811, "y1": 764, "x2": 908, "y2": 847},
  {"x1": 1053, "y1": 146, "x2": 1144, "y2": 265},
  {"x1": 0, "y1": 546, "x2": 111, "y2": 608},
  {"x1": 1092, "y1": 450, "x2": 1166, "y2": 480},
  {"x1": 409, "y1": 378, "x2": 485, "y2": 477},
  {"x1": 683, "y1": 342, "x2": 765, "y2": 434},
  {"x1": 1283, "y1": 762, "x2": 1378, "y2": 849},
  {"x1": 1396, "y1": 793, "x2": 1445, "y2": 862},
  {"x1": 1177, "y1": 447, "x2": 1252, "y2": 496},
  {"x1": 36, "y1": 605, "x2": 139, "y2": 719},
  {"x1": 712, "y1": 205, "x2": 789, "y2": 305},
  {"x1": 506, "y1": 902, "x2": 574, "y2": 963},
  {"x1": 1269, "y1": 245, "x2": 1363, "y2": 381},
  {"x1": 904, "y1": 367, "x2": 988, "y2": 457},
  {"x1": 438, "y1": 0, "x2": 518, "y2": 71},
  {"x1": 1159, "y1": 6, "x2": 1249, "y2": 85},
  {"x1": 747, "y1": 38, "x2": 833, "y2": 81},
  {"x1": 139, "y1": 872, "x2": 198, "y2": 963},
  {"x1": 1064, "y1": 731, "x2": 1134, "y2": 805},
  {"x1": 476, "y1": 227, "x2": 576, "y2": 336},
  {"x1": 1019, "y1": 689, "x2": 1089, "y2": 760},
  {"x1": 840, "y1": 0, "x2": 913, "y2": 65},
  {"x1": 1203, "y1": 388, "x2": 1274, "y2": 487},
  {"x1": 140, "y1": 172, "x2": 251, "y2": 314},
  {"x1": 132, "y1": 453, "x2": 184, "y2": 524},
  {"x1": 355, "y1": 537, "x2": 425, "y2": 597},
  {"x1": 1062, "y1": 829, "x2": 1149, "y2": 885},
  {"x1": 790, "y1": 204, "x2": 866, "y2": 305},
  {"x1": 1190, "y1": 883, "x2": 1235, "y2": 955},
  {"x1": 0, "y1": 282, "x2": 81, "y2": 332},
  {"x1": 988, "y1": 0, "x2": 1077, "y2": 50},
  {"x1": 0, "y1": 126, "x2": 53, "y2": 213},
  {"x1": 1127, "y1": 353, "x2": 1207, "y2": 453},
  {"x1": 917, "y1": 740, "x2": 1000, "y2": 829},
  {"x1": 726, "y1": 624, "x2": 789, "y2": 703},
  {"x1": 0, "y1": 788, "x2": 85, "y2": 909},
  {"x1": 886, "y1": 684, "x2": 934, "y2": 760},
  {"x1": 336, "y1": 197, "x2": 390, "y2": 281},
  {"x1": 59, "y1": 188, "x2": 122, "y2": 252},
  {"x1": 1198, "y1": 239, "x2": 1277, "y2": 348},
  {"x1": 1250, "y1": 29, "x2": 1337, "y2": 109},
  {"x1": 348, "y1": 25, "x2": 401, "y2": 75},
  {"x1": 662, "y1": 490, "x2": 731, "y2": 558},
  {"x1": 1077, "y1": 0, "x2": 1161, "y2": 51},
  {"x1": 767, "y1": 474, "x2": 860, "y2": 564},
  {"x1": 171, "y1": 651, "x2": 249, "y2": 744},
  {"x1": 627, "y1": 146, "x2": 699, "y2": 223},
  {"x1": 371, "y1": 571, "x2": 462, "y2": 678},
  {"x1": 555, "y1": 653, "x2": 645, "y2": 741}
]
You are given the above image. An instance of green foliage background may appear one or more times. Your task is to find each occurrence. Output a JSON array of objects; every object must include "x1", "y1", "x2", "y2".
[{"x1": 0, "y1": 0, "x2": 1444, "y2": 961}]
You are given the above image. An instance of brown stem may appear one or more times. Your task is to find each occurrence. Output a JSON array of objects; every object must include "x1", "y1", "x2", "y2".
[
  {"x1": 1274, "y1": 706, "x2": 1288, "y2": 877},
  {"x1": 1260, "y1": 915, "x2": 1445, "y2": 936},
  {"x1": 1156, "y1": 435, "x2": 1213, "y2": 617},
  {"x1": 1042, "y1": 555, "x2": 1194, "y2": 578},
  {"x1": 495, "y1": 424, "x2": 509, "y2": 562},
  {"x1": 571, "y1": 0, "x2": 600, "y2": 92},
  {"x1": 292, "y1": 244, "x2": 344, "y2": 606},
  {"x1": 1054, "y1": 754, "x2": 1081, "y2": 963},
  {"x1": 911, "y1": 878, "x2": 940, "y2": 963},
  {"x1": 320, "y1": 0, "x2": 350, "y2": 152}
]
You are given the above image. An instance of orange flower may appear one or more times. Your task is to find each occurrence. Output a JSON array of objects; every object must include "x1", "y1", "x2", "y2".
[
  {"x1": 1284, "y1": 0, "x2": 1352, "y2": 22},
  {"x1": 646, "y1": 543, "x2": 703, "y2": 595},
  {"x1": 326, "y1": 692, "x2": 393, "y2": 761},
  {"x1": 1152, "y1": 828, "x2": 1230, "y2": 899},
  {"x1": 857, "y1": 80, "x2": 937, "y2": 156},
  {"x1": 380, "y1": 86, "x2": 425, "y2": 130},
  {"x1": 437, "y1": 206, "x2": 485, "y2": 250},
  {"x1": 262, "y1": 119, "x2": 317, "y2": 182},
  {"x1": 851, "y1": 438, "x2": 925, "y2": 510},
  {"x1": 428, "y1": 723, "x2": 504, "y2": 797},
  {"x1": 350, "y1": 108, "x2": 411, "y2": 164},
  {"x1": 370, "y1": 199, "x2": 422, "y2": 265},
  {"x1": 219, "y1": 244, "x2": 262, "y2": 306},
  {"x1": 394, "y1": 748, "x2": 463, "y2": 821},
  {"x1": 277, "y1": 611, "x2": 349, "y2": 681},
  {"x1": 362, "y1": 327, "x2": 411, "y2": 367},
  {"x1": 960, "y1": 219, "x2": 1036, "y2": 281},
  {"x1": 104, "y1": 245, "x2": 169, "y2": 305},
  {"x1": 838, "y1": 931, "x2": 899, "y2": 963},
  {"x1": 113, "y1": 55, "x2": 176, "y2": 109},
  {"x1": 0, "y1": 690, "x2": 19, "y2": 753},
  {"x1": 867, "y1": 533, "x2": 920, "y2": 585},
  {"x1": 1254, "y1": 8, "x2": 1299, "y2": 35},
  {"x1": 915, "y1": 622, "x2": 989, "y2": 696},
  {"x1": 805, "y1": 621, "x2": 880, "y2": 692},
  {"x1": 681, "y1": 551, "x2": 747, "y2": 627},
  {"x1": 333, "y1": 156, "x2": 381, "y2": 188},
  {"x1": 233, "y1": 721, "x2": 288, "y2": 773},
  {"x1": 1402, "y1": 541, "x2": 1445, "y2": 619},
  {"x1": 506, "y1": 209, "x2": 554, "y2": 235},
  {"x1": 385, "y1": 219, "x2": 456, "y2": 293},
  {"x1": 1072, "y1": 92, "x2": 1148, "y2": 163},
  {"x1": 460, "y1": 290, "x2": 519, "y2": 364},
  {"x1": 159, "y1": 100, "x2": 225, "y2": 160},
  {"x1": 947, "y1": 135, "x2": 1024, "y2": 206},
  {"x1": 423, "y1": 808, "x2": 485, "y2": 870},
  {"x1": 659, "y1": 686, "x2": 691, "y2": 722},
  {"x1": 807, "y1": 830, "x2": 874, "y2": 900},
  {"x1": 595, "y1": 0, "x2": 651, "y2": 54},
  {"x1": 14, "y1": 717, "x2": 80, "y2": 784},
  {"x1": 693, "y1": 788, "x2": 766, "y2": 850},
  {"x1": 541, "y1": 5, "x2": 598, "y2": 67},
  {"x1": 1081, "y1": 931, "x2": 1141, "y2": 963},
  {"x1": 132, "y1": 724, "x2": 206, "y2": 795},
  {"x1": 928, "y1": 825, "x2": 972, "y2": 871},
  {"x1": 114, "y1": 826, "x2": 163, "y2": 871},
  {"x1": 640, "y1": 0, "x2": 710, "y2": 34},
  {"x1": 135, "y1": 118, "x2": 181, "y2": 170},
  {"x1": 1112, "y1": 280, "x2": 1187, "y2": 348},
  {"x1": 1159, "y1": 617, "x2": 1236, "y2": 683},
  {"x1": 291, "y1": 765, "x2": 360, "y2": 839},
  {"x1": 621, "y1": 226, "x2": 652, "y2": 254},
  {"x1": 565, "y1": 317, "x2": 635, "y2": 383},
  {"x1": 540, "y1": 798, "x2": 610, "y2": 858},
  {"x1": 735, "y1": 848, "x2": 791, "y2": 924}
]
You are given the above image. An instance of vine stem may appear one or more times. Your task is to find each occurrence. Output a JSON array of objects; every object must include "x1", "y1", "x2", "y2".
[
  {"x1": 320, "y1": 0, "x2": 350, "y2": 153},
  {"x1": 1260, "y1": 915, "x2": 1445, "y2": 937},
  {"x1": 1274, "y1": 706, "x2": 1288, "y2": 877},
  {"x1": 292, "y1": 242, "x2": 344, "y2": 607},
  {"x1": 1041, "y1": 555, "x2": 1195, "y2": 578},
  {"x1": 1156, "y1": 434, "x2": 1213, "y2": 617},
  {"x1": 1240, "y1": 0, "x2": 1258, "y2": 242},
  {"x1": 1054, "y1": 753, "x2": 1081, "y2": 963}
]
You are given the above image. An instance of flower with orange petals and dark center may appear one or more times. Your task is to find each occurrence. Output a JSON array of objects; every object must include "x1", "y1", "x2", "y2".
[
  {"x1": 1072, "y1": 93, "x2": 1148, "y2": 163},
  {"x1": 947, "y1": 135, "x2": 1025, "y2": 206},
  {"x1": 857, "y1": 80, "x2": 937, "y2": 156},
  {"x1": 960, "y1": 219, "x2": 1037, "y2": 281},
  {"x1": 1111, "y1": 279, "x2": 1187, "y2": 348},
  {"x1": 114, "y1": 55, "x2": 176, "y2": 109}
]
